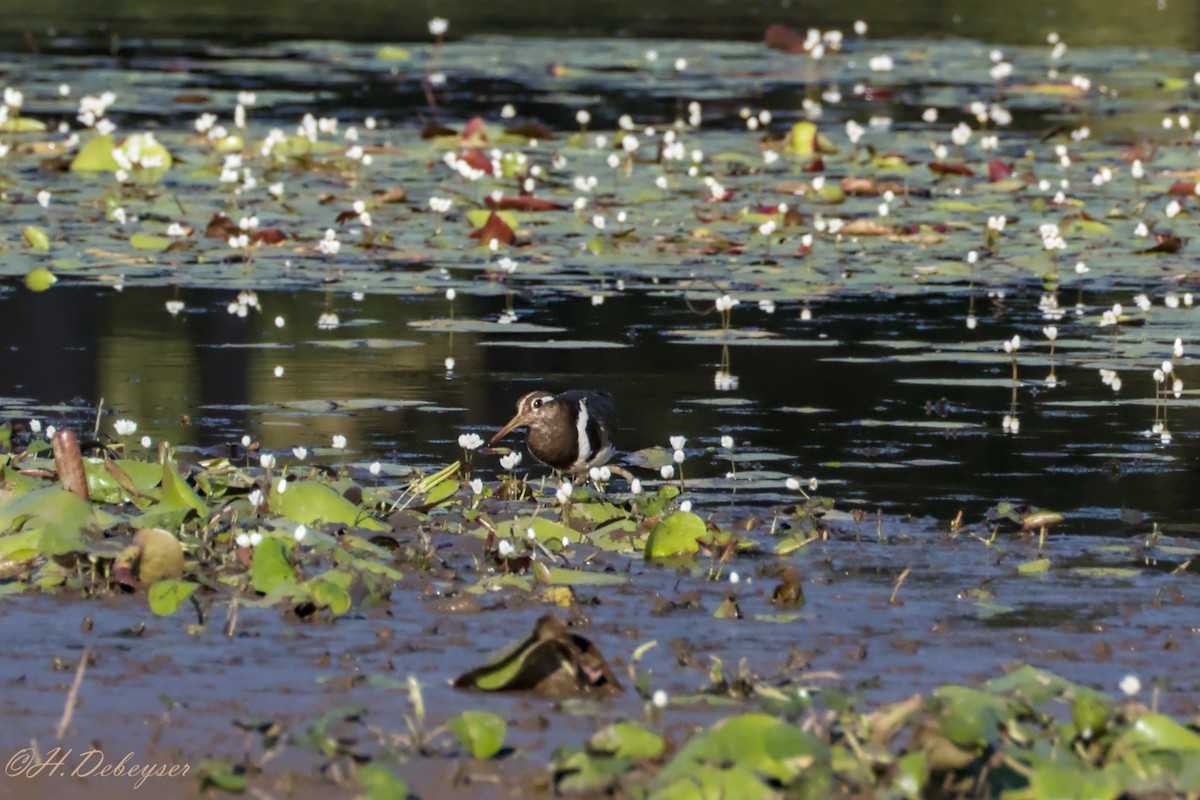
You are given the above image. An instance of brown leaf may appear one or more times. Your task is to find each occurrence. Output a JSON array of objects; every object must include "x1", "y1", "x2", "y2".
[
  {"x1": 928, "y1": 162, "x2": 975, "y2": 177},
  {"x1": 764, "y1": 23, "x2": 808, "y2": 54},
  {"x1": 52, "y1": 429, "x2": 88, "y2": 501},
  {"x1": 1167, "y1": 181, "x2": 1197, "y2": 196},
  {"x1": 250, "y1": 228, "x2": 288, "y2": 245},
  {"x1": 103, "y1": 457, "x2": 142, "y2": 499},
  {"x1": 1120, "y1": 141, "x2": 1157, "y2": 164},
  {"x1": 842, "y1": 177, "x2": 879, "y2": 195},
  {"x1": 421, "y1": 121, "x2": 457, "y2": 139},
  {"x1": 504, "y1": 122, "x2": 555, "y2": 140},
  {"x1": 1139, "y1": 234, "x2": 1185, "y2": 254},
  {"x1": 462, "y1": 116, "x2": 488, "y2": 144},
  {"x1": 459, "y1": 147, "x2": 494, "y2": 175},
  {"x1": 468, "y1": 211, "x2": 516, "y2": 246},
  {"x1": 204, "y1": 213, "x2": 237, "y2": 238},
  {"x1": 841, "y1": 218, "x2": 895, "y2": 236},
  {"x1": 486, "y1": 195, "x2": 567, "y2": 212},
  {"x1": 987, "y1": 159, "x2": 1013, "y2": 182},
  {"x1": 374, "y1": 187, "x2": 408, "y2": 203}
]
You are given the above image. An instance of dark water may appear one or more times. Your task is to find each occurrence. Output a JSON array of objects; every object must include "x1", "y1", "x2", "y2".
[
  {"x1": 4, "y1": 0, "x2": 1199, "y2": 50},
  {"x1": 5, "y1": 283, "x2": 1197, "y2": 534}
]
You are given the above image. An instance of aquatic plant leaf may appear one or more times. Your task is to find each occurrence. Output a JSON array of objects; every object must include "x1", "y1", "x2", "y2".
[
  {"x1": 1027, "y1": 761, "x2": 1121, "y2": 800},
  {"x1": 0, "y1": 486, "x2": 96, "y2": 558},
  {"x1": 308, "y1": 572, "x2": 352, "y2": 615},
  {"x1": 23, "y1": 226, "x2": 50, "y2": 251},
  {"x1": 148, "y1": 579, "x2": 199, "y2": 616},
  {"x1": 644, "y1": 511, "x2": 707, "y2": 559},
  {"x1": 892, "y1": 751, "x2": 927, "y2": 798},
  {"x1": 70, "y1": 134, "x2": 121, "y2": 171},
  {"x1": 487, "y1": 516, "x2": 582, "y2": 544},
  {"x1": 932, "y1": 686, "x2": 1018, "y2": 750},
  {"x1": 1112, "y1": 713, "x2": 1200, "y2": 754},
  {"x1": 83, "y1": 458, "x2": 161, "y2": 504},
  {"x1": 543, "y1": 568, "x2": 627, "y2": 586},
  {"x1": 468, "y1": 210, "x2": 516, "y2": 246},
  {"x1": 447, "y1": 710, "x2": 507, "y2": 759},
  {"x1": 357, "y1": 764, "x2": 410, "y2": 800},
  {"x1": 764, "y1": 23, "x2": 808, "y2": 54},
  {"x1": 251, "y1": 537, "x2": 297, "y2": 594},
  {"x1": 454, "y1": 613, "x2": 622, "y2": 696},
  {"x1": 653, "y1": 713, "x2": 829, "y2": 788},
  {"x1": 420, "y1": 478, "x2": 459, "y2": 508},
  {"x1": 1071, "y1": 690, "x2": 1115, "y2": 736},
  {"x1": 133, "y1": 527, "x2": 184, "y2": 584},
  {"x1": 591, "y1": 721, "x2": 665, "y2": 760},
  {"x1": 555, "y1": 749, "x2": 634, "y2": 793},
  {"x1": 0, "y1": 116, "x2": 46, "y2": 132},
  {"x1": 651, "y1": 764, "x2": 777, "y2": 800},
  {"x1": 375, "y1": 46, "x2": 411, "y2": 61},
  {"x1": 271, "y1": 480, "x2": 388, "y2": 530},
  {"x1": 23, "y1": 267, "x2": 56, "y2": 291},
  {"x1": 160, "y1": 456, "x2": 207, "y2": 516},
  {"x1": 130, "y1": 233, "x2": 173, "y2": 252},
  {"x1": 1017, "y1": 558, "x2": 1051, "y2": 574}
]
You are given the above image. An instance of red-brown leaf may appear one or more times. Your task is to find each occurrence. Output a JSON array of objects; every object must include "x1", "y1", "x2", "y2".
[
  {"x1": 987, "y1": 159, "x2": 1013, "y2": 182},
  {"x1": 460, "y1": 148, "x2": 494, "y2": 175},
  {"x1": 928, "y1": 162, "x2": 975, "y2": 177},
  {"x1": 469, "y1": 212, "x2": 516, "y2": 246},
  {"x1": 421, "y1": 121, "x2": 458, "y2": 140},
  {"x1": 802, "y1": 156, "x2": 825, "y2": 173},
  {"x1": 204, "y1": 213, "x2": 237, "y2": 238},
  {"x1": 1139, "y1": 234, "x2": 1185, "y2": 254},
  {"x1": 1167, "y1": 181, "x2": 1197, "y2": 196},
  {"x1": 505, "y1": 122, "x2": 555, "y2": 140},
  {"x1": 251, "y1": 228, "x2": 288, "y2": 245},
  {"x1": 486, "y1": 195, "x2": 567, "y2": 212},
  {"x1": 764, "y1": 23, "x2": 808, "y2": 54},
  {"x1": 52, "y1": 429, "x2": 88, "y2": 501},
  {"x1": 462, "y1": 116, "x2": 488, "y2": 144}
]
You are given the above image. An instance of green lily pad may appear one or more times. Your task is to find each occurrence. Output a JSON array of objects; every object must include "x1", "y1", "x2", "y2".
[
  {"x1": 644, "y1": 511, "x2": 707, "y2": 559},
  {"x1": 447, "y1": 710, "x2": 507, "y2": 759}
]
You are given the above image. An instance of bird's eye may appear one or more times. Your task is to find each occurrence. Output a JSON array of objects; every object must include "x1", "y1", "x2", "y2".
[{"x1": 532, "y1": 398, "x2": 543, "y2": 408}]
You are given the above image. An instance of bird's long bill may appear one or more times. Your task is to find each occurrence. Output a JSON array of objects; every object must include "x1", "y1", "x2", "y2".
[{"x1": 490, "y1": 412, "x2": 527, "y2": 445}]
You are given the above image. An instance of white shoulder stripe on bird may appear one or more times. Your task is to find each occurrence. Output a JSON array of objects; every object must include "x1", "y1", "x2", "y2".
[{"x1": 574, "y1": 397, "x2": 592, "y2": 469}]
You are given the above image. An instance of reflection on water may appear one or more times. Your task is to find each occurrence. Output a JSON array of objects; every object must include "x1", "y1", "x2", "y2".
[{"x1": 4, "y1": 284, "x2": 1198, "y2": 533}]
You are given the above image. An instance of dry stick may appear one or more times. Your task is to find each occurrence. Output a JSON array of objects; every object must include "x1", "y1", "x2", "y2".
[
  {"x1": 56, "y1": 646, "x2": 91, "y2": 741},
  {"x1": 93, "y1": 397, "x2": 105, "y2": 439},
  {"x1": 889, "y1": 567, "x2": 912, "y2": 605}
]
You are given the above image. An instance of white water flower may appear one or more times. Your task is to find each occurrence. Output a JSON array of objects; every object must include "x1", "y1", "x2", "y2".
[
  {"x1": 500, "y1": 451, "x2": 522, "y2": 471},
  {"x1": 293, "y1": 446, "x2": 308, "y2": 460},
  {"x1": 660, "y1": 465, "x2": 675, "y2": 480},
  {"x1": 114, "y1": 419, "x2": 138, "y2": 436},
  {"x1": 331, "y1": 434, "x2": 347, "y2": 450},
  {"x1": 470, "y1": 478, "x2": 484, "y2": 495},
  {"x1": 458, "y1": 433, "x2": 484, "y2": 450},
  {"x1": 294, "y1": 524, "x2": 308, "y2": 542},
  {"x1": 1119, "y1": 674, "x2": 1141, "y2": 696}
]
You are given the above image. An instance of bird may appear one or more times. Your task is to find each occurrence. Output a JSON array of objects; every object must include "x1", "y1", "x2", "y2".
[{"x1": 490, "y1": 390, "x2": 618, "y2": 477}]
